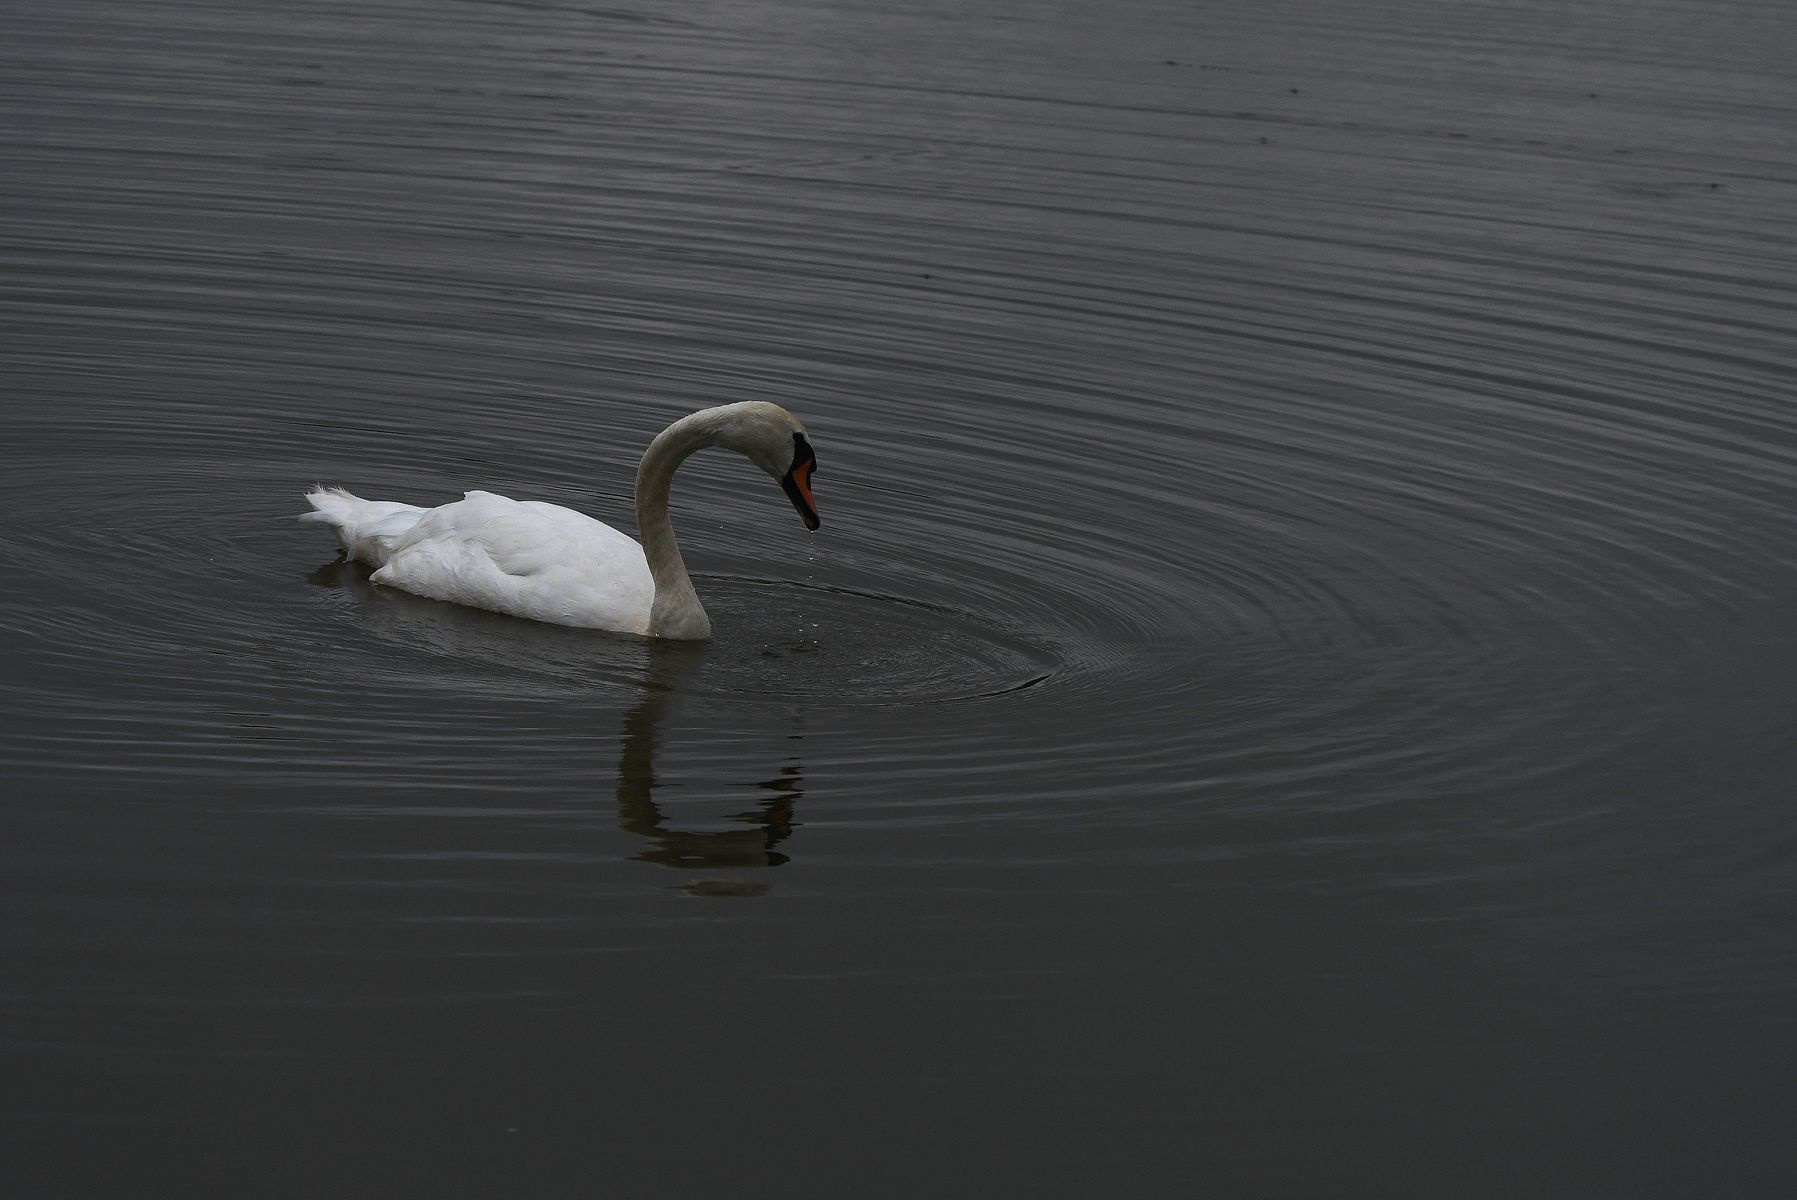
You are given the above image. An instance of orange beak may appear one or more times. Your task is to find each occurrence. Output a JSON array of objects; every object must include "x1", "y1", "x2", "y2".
[{"x1": 782, "y1": 457, "x2": 820, "y2": 530}]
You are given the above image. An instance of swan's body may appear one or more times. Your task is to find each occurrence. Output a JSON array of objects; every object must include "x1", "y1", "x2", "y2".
[
  {"x1": 303, "y1": 488, "x2": 663, "y2": 633},
  {"x1": 300, "y1": 401, "x2": 819, "y2": 640}
]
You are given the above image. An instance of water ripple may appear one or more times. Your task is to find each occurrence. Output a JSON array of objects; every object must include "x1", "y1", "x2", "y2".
[{"x1": 2, "y1": 0, "x2": 1795, "y2": 869}]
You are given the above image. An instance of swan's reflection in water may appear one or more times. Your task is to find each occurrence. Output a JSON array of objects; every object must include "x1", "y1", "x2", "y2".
[
  {"x1": 309, "y1": 559, "x2": 807, "y2": 891},
  {"x1": 618, "y1": 642, "x2": 803, "y2": 890}
]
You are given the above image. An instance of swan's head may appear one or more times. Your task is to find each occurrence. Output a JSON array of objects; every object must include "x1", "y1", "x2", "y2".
[{"x1": 708, "y1": 401, "x2": 820, "y2": 532}]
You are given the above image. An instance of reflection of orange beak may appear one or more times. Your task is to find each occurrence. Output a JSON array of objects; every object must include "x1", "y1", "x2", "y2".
[{"x1": 782, "y1": 458, "x2": 820, "y2": 530}]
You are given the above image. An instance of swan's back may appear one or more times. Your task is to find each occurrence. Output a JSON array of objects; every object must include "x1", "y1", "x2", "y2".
[{"x1": 301, "y1": 486, "x2": 655, "y2": 632}]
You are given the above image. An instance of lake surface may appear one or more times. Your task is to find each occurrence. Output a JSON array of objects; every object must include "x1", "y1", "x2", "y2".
[{"x1": 4, "y1": 0, "x2": 1795, "y2": 1193}]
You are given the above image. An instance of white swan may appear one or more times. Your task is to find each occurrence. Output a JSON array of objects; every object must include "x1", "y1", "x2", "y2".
[{"x1": 300, "y1": 401, "x2": 819, "y2": 640}]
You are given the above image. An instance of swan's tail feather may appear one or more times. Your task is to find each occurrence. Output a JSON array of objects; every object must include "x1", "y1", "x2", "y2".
[
  {"x1": 300, "y1": 485, "x2": 364, "y2": 520},
  {"x1": 299, "y1": 486, "x2": 424, "y2": 567}
]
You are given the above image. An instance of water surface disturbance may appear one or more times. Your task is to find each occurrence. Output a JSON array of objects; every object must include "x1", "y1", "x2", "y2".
[{"x1": 3, "y1": 0, "x2": 1795, "y2": 1193}]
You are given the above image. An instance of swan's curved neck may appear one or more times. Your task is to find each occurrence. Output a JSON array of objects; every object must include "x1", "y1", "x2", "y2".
[{"x1": 634, "y1": 411, "x2": 719, "y2": 639}]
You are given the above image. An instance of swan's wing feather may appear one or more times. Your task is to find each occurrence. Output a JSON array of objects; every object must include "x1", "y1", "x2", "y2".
[{"x1": 371, "y1": 491, "x2": 654, "y2": 631}]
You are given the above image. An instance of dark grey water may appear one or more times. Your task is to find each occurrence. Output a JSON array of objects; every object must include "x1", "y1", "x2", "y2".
[{"x1": 5, "y1": 0, "x2": 1796, "y2": 1193}]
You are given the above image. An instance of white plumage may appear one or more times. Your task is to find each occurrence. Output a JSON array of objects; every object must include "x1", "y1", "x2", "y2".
[
  {"x1": 299, "y1": 402, "x2": 821, "y2": 640},
  {"x1": 302, "y1": 487, "x2": 657, "y2": 633}
]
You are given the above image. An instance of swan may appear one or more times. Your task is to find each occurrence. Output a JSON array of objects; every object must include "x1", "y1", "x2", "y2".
[{"x1": 300, "y1": 401, "x2": 819, "y2": 640}]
